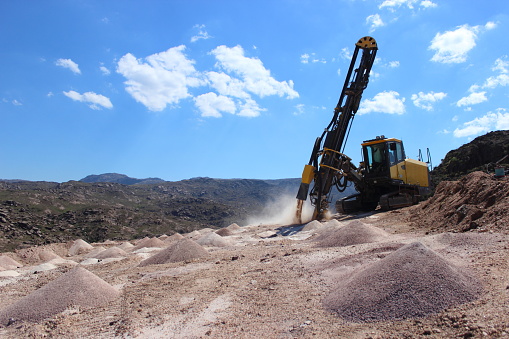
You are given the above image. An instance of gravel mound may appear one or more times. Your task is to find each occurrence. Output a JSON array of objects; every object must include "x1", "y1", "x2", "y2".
[
  {"x1": 132, "y1": 237, "x2": 166, "y2": 251},
  {"x1": 68, "y1": 239, "x2": 94, "y2": 256},
  {"x1": 314, "y1": 220, "x2": 388, "y2": 247},
  {"x1": 324, "y1": 242, "x2": 482, "y2": 322},
  {"x1": 94, "y1": 247, "x2": 128, "y2": 259},
  {"x1": 118, "y1": 242, "x2": 135, "y2": 251},
  {"x1": 164, "y1": 233, "x2": 184, "y2": 244},
  {"x1": 84, "y1": 246, "x2": 107, "y2": 258},
  {"x1": 0, "y1": 266, "x2": 119, "y2": 325},
  {"x1": 38, "y1": 250, "x2": 61, "y2": 262},
  {"x1": 302, "y1": 220, "x2": 323, "y2": 232},
  {"x1": 197, "y1": 232, "x2": 230, "y2": 247},
  {"x1": 215, "y1": 228, "x2": 232, "y2": 236},
  {"x1": 0, "y1": 255, "x2": 23, "y2": 270},
  {"x1": 226, "y1": 223, "x2": 241, "y2": 231},
  {"x1": 138, "y1": 239, "x2": 209, "y2": 267}
]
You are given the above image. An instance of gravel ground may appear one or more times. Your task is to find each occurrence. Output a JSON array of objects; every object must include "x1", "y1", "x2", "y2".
[{"x1": 0, "y1": 209, "x2": 508, "y2": 338}]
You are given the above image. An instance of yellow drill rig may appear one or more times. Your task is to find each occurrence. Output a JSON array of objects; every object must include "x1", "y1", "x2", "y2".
[{"x1": 295, "y1": 37, "x2": 430, "y2": 222}]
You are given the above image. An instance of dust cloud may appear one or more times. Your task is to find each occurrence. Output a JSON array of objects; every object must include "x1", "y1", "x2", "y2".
[{"x1": 246, "y1": 194, "x2": 314, "y2": 226}]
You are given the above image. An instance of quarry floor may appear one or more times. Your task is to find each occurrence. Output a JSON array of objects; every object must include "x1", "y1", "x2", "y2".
[{"x1": 1, "y1": 209, "x2": 509, "y2": 338}]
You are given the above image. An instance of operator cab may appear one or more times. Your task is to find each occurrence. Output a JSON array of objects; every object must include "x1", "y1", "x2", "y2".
[{"x1": 362, "y1": 136, "x2": 406, "y2": 178}]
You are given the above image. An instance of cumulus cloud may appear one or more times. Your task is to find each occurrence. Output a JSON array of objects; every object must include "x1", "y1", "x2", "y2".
[
  {"x1": 300, "y1": 54, "x2": 310, "y2": 64},
  {"x1": 56, "y1": 58, "x2": 81, "y2": 74},
  {"x1": 379, "y1": 0, "x2": 437, "y2": 10},
  {"x1": 453, "y1": 108, "x2": 509, "y2": 137},
  {"x1": 210, "y1": 45, "x2": 299, "y2": 99},
  {"x1": 481, "y1": 56, "x2": 509, "y2": 89},
  {"x1": 411, "y1": 91, "x2": 447, "y2": 111},
  {"x1": 63, "y1": 90, "x2": 113, "y2": 110},
  {"x1": 456, "y1": 91, "x2": 487, "y2": 107},
  {"x1": 12, "y1": 99, "x2": 22, "y2": 106},
  {"x1": 191, "y1": 24, "x2": 212, "y2": 43},
  {"x1": 366, "y1": 13, "x2": 384, "y2": 32},
  {"x1": 117, "y1": 45, "x2": 204, "y2": 111},
  {"x1": 429, "y1": 22, "x2": 495, "y2": 63},
  {"x1": 358, "y1": 90, "x2": 405, "y2": 115},
  {"x1": 193, "y1": 92, "x2": 236, "y2": 118}
]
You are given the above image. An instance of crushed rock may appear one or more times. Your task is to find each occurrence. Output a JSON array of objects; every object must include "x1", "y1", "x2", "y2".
[
  {"x1": 324, "y1": 242, "x2": 482, "y2": 322},
  {"x1": 314, "y1": 220, "x2": 388, "y2": 247},
  {"x1": 68, "y1": 239, "x2": 94, "y2": 256},
  {"x1": 0, "y1": 255, "x2": 23, "y2": 270},
  {"x1": 0, "y1": 266, "x2": 119, "y2": 325},
  {"x1": 138, "y1": 238, "x2": 209, "y2": 267}
]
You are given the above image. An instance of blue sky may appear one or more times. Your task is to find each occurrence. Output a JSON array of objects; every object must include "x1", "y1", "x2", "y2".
[{"x1": 2, "y1": 0, "x2": 509, "y2": 182}]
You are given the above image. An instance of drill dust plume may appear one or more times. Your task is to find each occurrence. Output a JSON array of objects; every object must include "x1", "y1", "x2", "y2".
[{"x1": 246, "y1": 194, "x2": 314, "y2": 226}]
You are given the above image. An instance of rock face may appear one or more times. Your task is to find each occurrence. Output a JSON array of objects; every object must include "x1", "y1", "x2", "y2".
[
  {"x1": 324, "y1": 242, "x2": 482, "y2": 322},
  {"x1": 0, "y1": 266, "x2": 120, "y2": 325}
]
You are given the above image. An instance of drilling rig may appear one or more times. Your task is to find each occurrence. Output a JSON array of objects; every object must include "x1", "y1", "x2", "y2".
[{"x1": 295, "y1": 36, "x2": 430, "y2": 223}]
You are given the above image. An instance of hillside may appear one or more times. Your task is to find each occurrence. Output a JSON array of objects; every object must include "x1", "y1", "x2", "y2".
[
  {"x1": 0, "y1": 177, "x2": 305, "y2": 252},
  {"x1": 432, "y1": 130, "x2": 509, "y2": 183}
]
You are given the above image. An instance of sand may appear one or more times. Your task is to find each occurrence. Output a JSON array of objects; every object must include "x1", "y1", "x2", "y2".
[
  {"x1": 196, "y1": 232, "x2": 231, "y2": 247},
  {"x1": 323, "y1": 242, "x2": 482, "y2": 322},
  {"x1": 94, "y1": 247, "x2": 128, "y2": 259},
  {"x1": 0, "y1": 266, "x2": 119, "y2": 325},
  {"x1": 132, "y1": 237, "x2": 166, "y2": 251}
]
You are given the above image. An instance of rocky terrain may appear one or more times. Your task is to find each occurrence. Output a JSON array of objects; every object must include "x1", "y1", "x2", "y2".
[{"x1": 0, "y1": 131, "x2": 508, "y2": 338}]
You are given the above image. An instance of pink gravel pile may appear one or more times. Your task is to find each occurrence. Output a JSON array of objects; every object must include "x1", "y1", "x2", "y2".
[
  {"x1": 68, "y1": 239, "x2": 94, "y2": 256},
  {"x1": 314, "y1": 220, "x2": 388, "y2": 247},
  {"x1": 132, "y1": 237, "x2": 166, "y2": 250},
  {"x1": 324, "y1": 242, "x2": 482, "y2": 322},
  {"x1": 164, "y1": 233, "x2": 184, "y2": 244},
  {"x1": 94, "y1": 247, "x2": 128, "y2": 259},
  {"x1": 138, "y1": 238, "x2": 209, "y2": 267},
  {"x1": 0, "y1": 255, "x2": 23, "y2": 270},
  {"x1": 0, "y1": 266, "x2": 120, "y2": 325},
  {"x1": 215, "y1": 228, "x2": 233, "y2": 236}
]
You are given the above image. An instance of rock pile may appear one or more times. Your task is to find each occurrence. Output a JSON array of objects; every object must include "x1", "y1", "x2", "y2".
[
  {"x1": 314, "y1": 220, "x2": 388, "y2": 247},
  {"x1": 409, "y1": 171, "x2": 509, "y2": 232},
  {"x1": 324, "y1": 242, "x2": 482, "y2": 322},
  {"x1": 0, "y1": 266, "x2": 119, "y2": 325},
  {"x1": 138, "y1": 238, "x2": 209, "y2": 267}
]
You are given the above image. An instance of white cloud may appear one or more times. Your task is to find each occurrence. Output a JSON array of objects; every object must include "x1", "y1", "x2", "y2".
[
  {"x1": 12, "y1": 99, "x2": 22, "y2": 106},
  {"x1": 55, "y1": 58, "x2": 81, "y2": 74},
  {"x1": 206, "y1": 71, "x2": 249, "y2": 99},
  {"x1": 420, "y1": 0, "x2": 437, "y2": 8},
  {"x1": 366, "y1": 14, "x2": 384, "y2": 32},
  {"x1": 411, "y1": 91, "x2": 447, "y2": 111},
  {"x1": 380, "y1": 0, "x2": 417, "y2": 10},
  {"x1": 47, "y1": 92, "x2": 54, "y2": 97},
  {"x1": 191, "y1": 24, "x2": 212, "y2": 43},
  {"x1": 193, "y1": 92, "x2": 236, "y2": 118},
  {"x1": 453, "y1": 108, "x2": 509, "y2": 137},
  {"x1": 63, "y1": 90, "x2": 113, "y2": 110},
  {"x1": 485, "y1": 21, "x2": 497, "y2": 30},
  {"x1": 429, "y1": 23, "x2": 493, "y2": 63},
  {"x1": 340, "y1": 47, "x2": 352, "y2": 60},
  {"x1": 210, "y1": 45, "x2": 299, "y2": 99},
  {"x1": 293, "y1": 103, "x2": 305, "y2": 116},
  {"x1": 456, "y1": 91, "x2": 487, "y2": 107},
  {"x1": 100, "y1": 66, "x2": 111, "y2": 75},
  {"x1": 237, "y1": 98, "x2": 265, "y2": 117},
  {"x1": 300, "y1": 54, "x2": 310, "y2": 64},
  {"x1": 117, "y1": 45, "x2": 204, "y2": 111},
  {"x1": 387, "y1": 61, "x2": 400, "y2": 68},
  {"x1": 358, "y1": 90, "x2": 405, "y2": 115}
]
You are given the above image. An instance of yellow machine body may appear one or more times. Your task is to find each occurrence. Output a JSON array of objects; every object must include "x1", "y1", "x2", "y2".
[{"x1": 390, "y1": 159, "x2": 429, "y2": 187}]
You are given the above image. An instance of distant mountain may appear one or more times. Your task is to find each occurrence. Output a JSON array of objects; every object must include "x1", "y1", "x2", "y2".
[{"x1": 80, "y1": 173, "x2": 165, "y2": 185}]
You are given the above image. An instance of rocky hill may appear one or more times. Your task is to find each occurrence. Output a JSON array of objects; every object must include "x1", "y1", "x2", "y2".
[
  {"x1": 0, "y1": 177, "x2": 306, "y2": 252},
  {"x1": 432, "y1": 130, "x2": 509, "y2": 183},
  {"x1": 80, "y1": 173, "x2": 165, "y2": 185}
]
